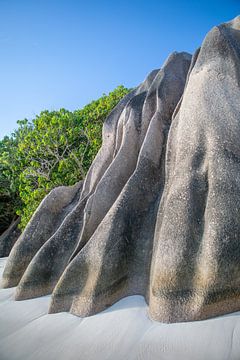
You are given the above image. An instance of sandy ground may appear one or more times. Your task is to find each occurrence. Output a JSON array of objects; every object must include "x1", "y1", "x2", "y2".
[{"x1": 0, "y1": 258, "x2": 240, "y2": 360}]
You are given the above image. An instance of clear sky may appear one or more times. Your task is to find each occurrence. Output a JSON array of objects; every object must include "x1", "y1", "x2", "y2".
[{"x1": 0, "y1": 0, "x2": 239, "y2": 139}]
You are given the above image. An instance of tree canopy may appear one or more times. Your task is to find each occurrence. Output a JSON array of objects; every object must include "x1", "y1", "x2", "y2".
[{"x1": 0, "y1": 86, "x2": 130, "y2": 231}]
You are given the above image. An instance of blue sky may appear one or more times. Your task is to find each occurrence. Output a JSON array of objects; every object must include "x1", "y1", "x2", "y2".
[{"x1": 0, "y1": 0, "x2": 239, "y2": 139}]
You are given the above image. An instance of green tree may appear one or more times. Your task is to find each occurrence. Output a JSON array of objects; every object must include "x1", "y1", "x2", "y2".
[
  {"x1": 0, "y1": 85, "x2": 130, "y2": 231},
  {"x1": 0, "y1": 119, "x2": 31, "y2": 233}
]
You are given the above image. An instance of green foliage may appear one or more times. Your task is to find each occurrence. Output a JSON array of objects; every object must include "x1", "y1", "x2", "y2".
[
  {"x1": 0, "y1": 86, "x2": 130, "y2": 231},
  {"x1": 0, "y1": 119, "x2": 31, "y2": 233},
  {"x1": 0, "y1": 137, "x2": 17, "y2": 233}
]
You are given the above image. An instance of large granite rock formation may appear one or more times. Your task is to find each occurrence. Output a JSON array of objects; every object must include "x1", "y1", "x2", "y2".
[
  {"x1": 1, "y1": 16, "x2": 240, "y2": 323},
  {"x1": 149, "y1": 16, "x2": 240, "y2": 322}
]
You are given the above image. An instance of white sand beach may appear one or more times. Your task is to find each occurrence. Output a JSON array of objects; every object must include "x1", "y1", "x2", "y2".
[{"x1": 0, "y1": 258, "x2": 240, "y2": 360}]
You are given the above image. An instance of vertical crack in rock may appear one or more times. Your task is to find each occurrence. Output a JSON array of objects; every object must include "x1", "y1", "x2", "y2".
[{"x1": 1, "y1": 16, "x2": 240, "y2": 323}]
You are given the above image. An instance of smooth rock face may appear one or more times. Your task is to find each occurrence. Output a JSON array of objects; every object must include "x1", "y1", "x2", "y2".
[
  {"x1": 1, "y1": 16, "x2": 240, "y2": 323},
  {"x1": 0, "y1": 218, "x2": 21, "y2": 257},
  {"x1": 49, "y1": 52, "x2": 191, "y2": 315},
  {"x1": 2, "y1": 181, "x2": 83, "y2": 288},
  {"x1": 149, "y1": 16, "x2": 240, "y2": 322}
]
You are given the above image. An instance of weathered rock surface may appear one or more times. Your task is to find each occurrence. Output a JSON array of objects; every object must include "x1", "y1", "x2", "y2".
[
  {"x1": 49, "y1": 51, "x2": 191, "y2": 316},
  {"x1": 149, "y1": 16, "x2": 240, "y2": 322},
  {"x1": 2, "y1": 181, "x2": 83, "y2": 288},
  {"x1": 1, "y1": 16, "x2": 240, "y2": 323},
  {"x1": 0, "y1": 218, "x2": 21, "y2": 257}
]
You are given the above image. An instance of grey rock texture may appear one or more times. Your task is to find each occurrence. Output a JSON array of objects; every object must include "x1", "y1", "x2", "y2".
[
  {"x1": 1, "y1": 50, "x2": 191, "y2": 315},
  {"x1": 2, "y1": 181, "x2": 83, "y2": 288},
  {"x1": 49, "y1": 52, "x2": 191, "y2": 316},
  {"x1": 1, "y1": 16, "x2": 240, "y2": 323},
  {"x1": 0, "y1": 218, "x2": 21, "y2": 257},
  {"x1": 149, "y1": 16, "x2": 240, "y2": 322}
]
